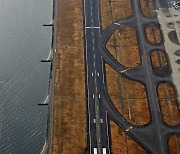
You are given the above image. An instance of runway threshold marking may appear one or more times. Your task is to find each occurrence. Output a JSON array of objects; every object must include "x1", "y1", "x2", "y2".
[{"x1": 93, "y1": 148, "x2": 107, "y2": 154}]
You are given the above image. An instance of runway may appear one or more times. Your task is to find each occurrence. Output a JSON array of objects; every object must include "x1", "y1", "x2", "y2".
[
  {"x1": 83, "y1": 0, "x2": 180, "y2": 153},
  {"x1": 83, "y1": 0, "x2": 111, "y2": 153}
]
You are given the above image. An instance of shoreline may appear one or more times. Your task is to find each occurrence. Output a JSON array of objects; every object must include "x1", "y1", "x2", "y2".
[
  {"x1": 40, "y1": 140, "x2": 48, "y2": 154},
  {"x1": 40, "y1": 0, "x2": 57, "y2": 153}
]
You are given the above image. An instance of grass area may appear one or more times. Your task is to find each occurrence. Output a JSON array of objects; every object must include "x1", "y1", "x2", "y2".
[
  {"x1": 168, "y1": 135, "x2": 180, "y2": 154},
  {"x1": 106, "y1": 64, "x2": 150, "y2": 126},
  {"x1": 139, "y1": 0, "x2": 156, "y2": 17},
  {"x1": 158, "y1": 83, "x2": 180, "y2": 126},
  {"x1": 100, "y1": 0, "x2": 132, "y2": 30},
  {"x1": 110, "y1": 120, "x2": 147, "y2": 154},
  {"x1": 106, "y1": 26, "x2": 141, "y2": 67},
  {"x1": 52, "y1": 0, "x2": 86, "y2": 153},
  {"x1": 146, "y1": 25, "x2": 162, "y2": 44},
  {"x1": 150, "y1": 50, "x2": 168, "y2": 67}
]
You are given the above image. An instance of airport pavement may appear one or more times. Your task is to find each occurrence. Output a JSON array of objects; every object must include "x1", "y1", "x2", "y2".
[
  {"x1": 83, "y1": 0, "x2": 111, "y2": 153},
  {"x1": 157, "y1": 7, "x2": 180, "y2": 99},
  {"x1": 83, "y1": 0, "x2": 180, "y2": 153}
]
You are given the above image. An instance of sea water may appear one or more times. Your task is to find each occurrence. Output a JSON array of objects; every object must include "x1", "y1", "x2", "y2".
[{"x1": 0, "y1": 0, "x2": 52, "y2": 153}]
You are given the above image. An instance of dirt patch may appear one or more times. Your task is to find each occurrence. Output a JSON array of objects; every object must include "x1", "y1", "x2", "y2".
[
  {"x1": 110, "y1": 120, "x2": 147, "y2": 153},
  {"x1": 157, "y1": 83, "x2": 180, "y2": 126},
  {"x1": 100, "y1": 0, "x2": 132, "y2": 30},
  {"x1": 168, "y1": 135, "x2": 180, "y2": 154},
  {"x1": 139, "y1": 0, "x2": 156, "y2": 18},
  {"x1": 146, "y1": 25, "x2": 162, "y2": 44},
  {"x1": 105, "y1": 64, "x2": 150, "y2": 125},
  {"x1": 150, "y1": 50, "x2": 168, "y2": 67},
  {"x1": 53, "y1": 0, "x2": 86, "y2": 153},
  {"x1": 106, "y1": 26, "x2": 141, "y2": 67}
]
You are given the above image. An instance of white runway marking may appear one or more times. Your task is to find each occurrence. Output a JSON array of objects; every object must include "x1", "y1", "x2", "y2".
[
  {"x1": 93, "y1": 38, "x2": 95, "y2": 44},
  {"x1": 100, "y1": 119, "x2": 103, "y2": 123},
  {"x1": 94, "y1": 119, "x2": 96, "y2": 123},
  {"x1": 120, "y1": 68, "x2": 130, "y2": 73},
  {"x1": 125, "y1": 126, "x2": 133, "y2": 132},
  {"x1": 114, "y1": 22, "x2": 121, "y2": 26}
]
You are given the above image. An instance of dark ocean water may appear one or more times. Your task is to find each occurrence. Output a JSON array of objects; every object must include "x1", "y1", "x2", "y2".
[{"x1": 0, "y1": 0, "x2": 52, "y2": 153}]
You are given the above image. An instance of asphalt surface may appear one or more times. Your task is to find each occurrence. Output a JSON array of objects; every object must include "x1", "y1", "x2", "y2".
[
  {"x1": 83, "y1": 0, "x2": 180, "y2": 154},
  {"x1": 83, "y1": 0, "x2": 110, "y2": 153}
]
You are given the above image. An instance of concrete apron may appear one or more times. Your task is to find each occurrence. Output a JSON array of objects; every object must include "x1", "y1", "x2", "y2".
[{"x1": 157, "y1": 8, "x2": 180, "y2": 99}]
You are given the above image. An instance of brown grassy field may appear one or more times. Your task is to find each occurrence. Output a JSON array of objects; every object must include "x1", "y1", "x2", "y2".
[
  {"x1": 106, "y1": 64, "x2": 150, "y2": 126},
  {"x1": 110, "y1": 121, "x2": 147, "y2": 154},
  {"x1": 139, "y1": 0, "x2": 156, "y2": 17},
  {"x1": 158, "y1": 83, "x2": 180, "y2": 126},
  {"x1": 106, "y1": 26, "x2": 141, "y2": 67},
  {"x1": 150, "y1": 50, "x2": 167, "y2": 67},
  {"x1": 168, "y1": 135, "x2": 180, "y2": 154},
  {"x1": 146, "y1": 26, "x2": 162, "y2": 44},
  {"x1": 100, "y1": 0, "x2": 132, "y2": 30},
  {"x1": 52, "y1": 0, "x2": 86, "y2": 153}
]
